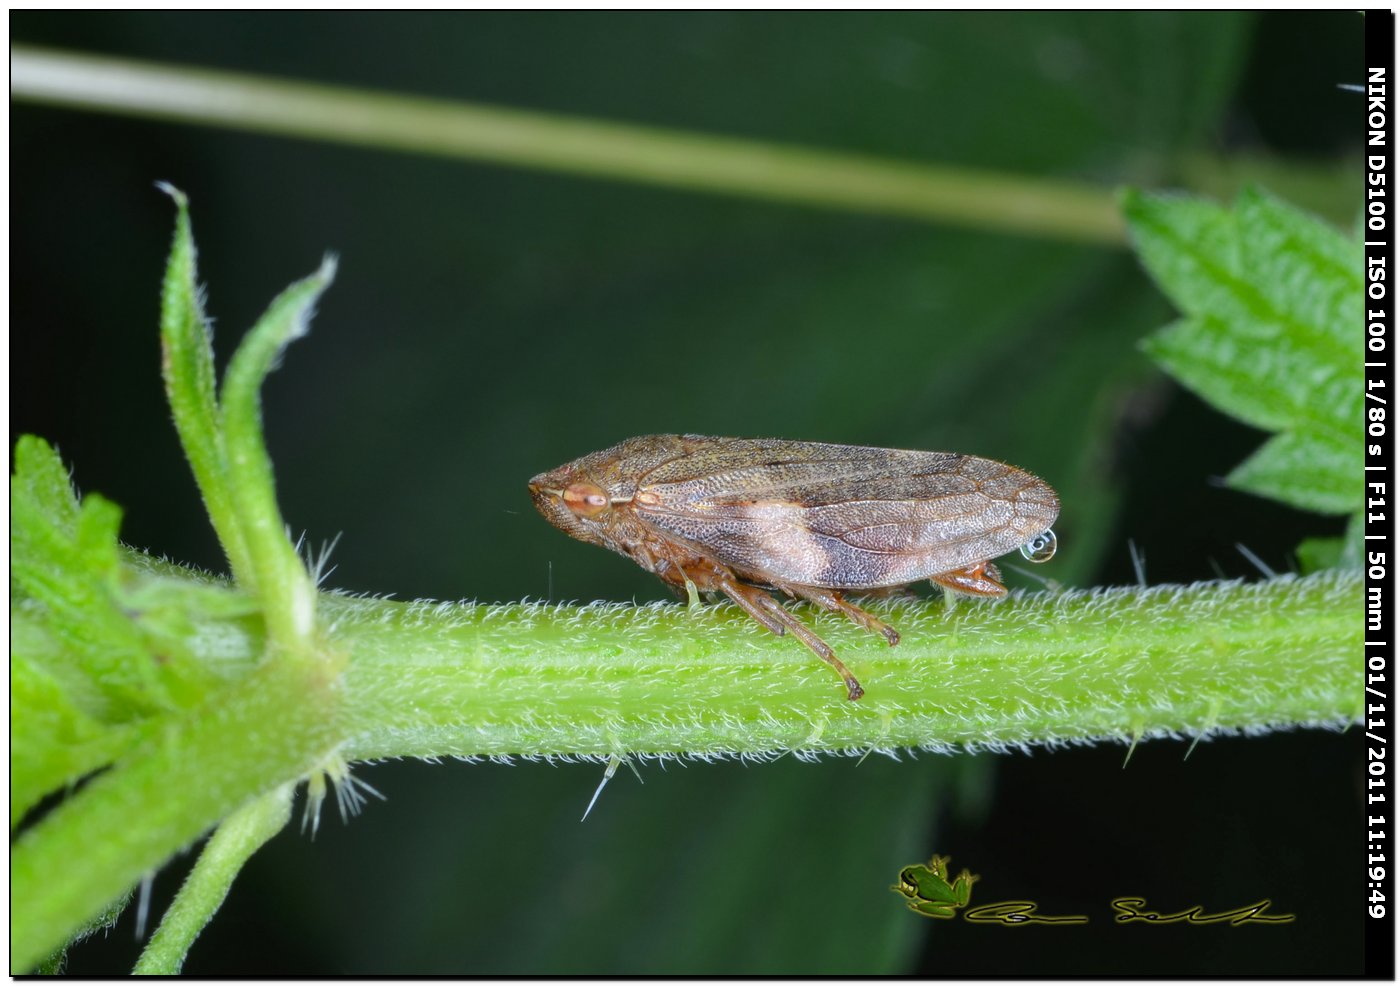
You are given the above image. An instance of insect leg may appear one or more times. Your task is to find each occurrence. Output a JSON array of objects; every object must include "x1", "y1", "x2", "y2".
[
  {"x1": 717, "y1": 578, "x2": 789, "y2": 637},
  {"x1": 719, "y1": 580, "x2": 865, "y2": 701},
  {"x1": 929, "y1": 561, "x2": 1008, "y2": 599},
  {"x1": 782, "y1": 584, "x2": 901, "y2": 647}
]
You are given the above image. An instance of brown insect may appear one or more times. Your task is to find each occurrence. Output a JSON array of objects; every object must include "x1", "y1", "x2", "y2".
[{"x1": 528, "y1": 435, "x2": 1059, "y2": 701}]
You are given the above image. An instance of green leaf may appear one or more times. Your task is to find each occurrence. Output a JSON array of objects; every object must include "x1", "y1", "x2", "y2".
[
  {"x1": 33, "y1": 886, "x2": 134, "y2": 975},
  {"x1": 1296, "y1": 512, "x2": 1363, "y2": 573},
  {"x1": 11, "y1": 434, "x2": 81, "y2": 536},
  {"x1": 218, "y1": 256, "x2": 336, "y2": 651},
  {"x1": 1125, "y1": 186, "x2": 1362, "y2": 515},
  {"x1": 12, "y1": 657, "x2": 342, "y2": 973},
  {"x1": 13, "y1": 208, "x2": 344, "y2": 970},
  {"x1": 1236, "y1": 186, "x2": 1355, "y2": 351},
  {"x1": 156, "y1": 184, "x2": 252, "y2": 584},
  {"x1": 1296, "y1": 537, "x2": 1343, "y2": 574},
  {"x1": 1226, "y1": 429, "x2": 1356, "y2": 514},
  {"x1": 9, "y1": 436, "x2": 238, "y2": 827},
  {"x1": 12, "y1": 441, "x2": 171, "y2": 720},
  {"x1": 10, "y1": 645, "x2": 137, "y2": 829}
]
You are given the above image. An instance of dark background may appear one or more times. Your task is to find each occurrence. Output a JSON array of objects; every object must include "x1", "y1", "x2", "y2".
[{"x1": 11, "y1": 11, "x2": 1367, "y2": 975}]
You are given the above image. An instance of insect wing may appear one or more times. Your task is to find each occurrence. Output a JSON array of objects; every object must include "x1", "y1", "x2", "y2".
[{"x1": 632, "y1": 439, "x2": 1058, "y2": 589}]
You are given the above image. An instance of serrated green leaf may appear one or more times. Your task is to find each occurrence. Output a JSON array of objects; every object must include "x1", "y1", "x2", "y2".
[
  {"x1": 10, "y1": 438, "x2": 228, "y2": 727},
  {"x1": 11, "y1": 649, "x2": 138, "y2": 829},
  {"x1": 14, "y1": 487, "x2": 172, "y2": 720},
  {"x1": 1125, "y1": 187, "x2": 1362, "y2": 516},
  {"x1": 11, "y1": 435, "x2": 82, "y2": 539},
  {"x1": 1119, "y1": 193, "x2": 1244, "y2": 319},
  {"x1": 1236, "y1": 186, "x2": 1358, "y2": 354},
  {"x1": 33, "y1": 886, "x2": 135, "y2": 975},
  {"x1": 1226, "y1": 429, "x2": 1357, "y2": 514},
  {"x1": 1142, "y1": 315, "x2": 1352, "y2": 438}
]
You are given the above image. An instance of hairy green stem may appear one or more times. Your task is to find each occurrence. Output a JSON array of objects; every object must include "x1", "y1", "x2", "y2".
[
  {"x1": 133, "y1": 784, "x2": 293, "y2": 975},
  {"x1": 10, "y1": 660, "x2": 341, "y2": 974},
  {"x1": 10, "y1": 46, "x2": 1123, "y2": 244},
  {"x1": 11, "y1": 555, "x2": 1359, "y2": 972},
  {"x1": 112, "y1": 557, "x2": 1362, "y2": 760},
  {"x1": 332, "y1": 569, "x2": 1360, "y2": 758}
]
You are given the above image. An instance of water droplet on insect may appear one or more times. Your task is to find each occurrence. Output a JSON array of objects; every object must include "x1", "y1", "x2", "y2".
[{"x1": 1020, "y1": 528, "x2": 1057, "y2": 563}]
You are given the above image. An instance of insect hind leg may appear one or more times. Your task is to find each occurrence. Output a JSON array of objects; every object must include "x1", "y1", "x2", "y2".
[
  {"x1": 930, "y1": 561, "x2": 1007, "y2": 599},
  {"x1": 783, "y1": 584, "x2": 901, "y2": 647},
  {"x1": 718, "y1": 580, "x2": 864, "y2": 701}
]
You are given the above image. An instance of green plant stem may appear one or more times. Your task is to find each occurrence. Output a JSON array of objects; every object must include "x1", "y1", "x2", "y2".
[
  {"x1": 11, "y1": 559, "x2": 1359, "y2": 972},
  {"x1": 119, "y1": 556, "x2": 1369, "y2": 760},
  {"x1": 10, "y1": 660, "x2": 341, "y2": 974},
  {"x1": 133, "y1": 784, "x2": 293, "y2": 975},
  {"x1": 9, "y1": 45, "x2": 1123, "y2": 245},
  {"x1": 331, "y1": 569, "x2": 1360, "y2": 758}
]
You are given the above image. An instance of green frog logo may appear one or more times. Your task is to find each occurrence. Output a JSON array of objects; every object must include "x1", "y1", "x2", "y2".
[{"x1": 891, "y1": 854, "x2": 979, "y2": 919}]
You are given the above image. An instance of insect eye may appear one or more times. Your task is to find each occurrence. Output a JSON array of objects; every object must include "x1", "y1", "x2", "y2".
[{"x1": 562, "y1": 482, "x2": 610, "y2": 518}]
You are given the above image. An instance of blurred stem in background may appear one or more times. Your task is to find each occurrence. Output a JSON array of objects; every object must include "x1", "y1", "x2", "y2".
[
  {"x1": 10, "y1": 45, "x2": 1125, "y2": 244},
  {"x1": 14, "y1": 46, "x2": 1360, "y2": 245}
]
